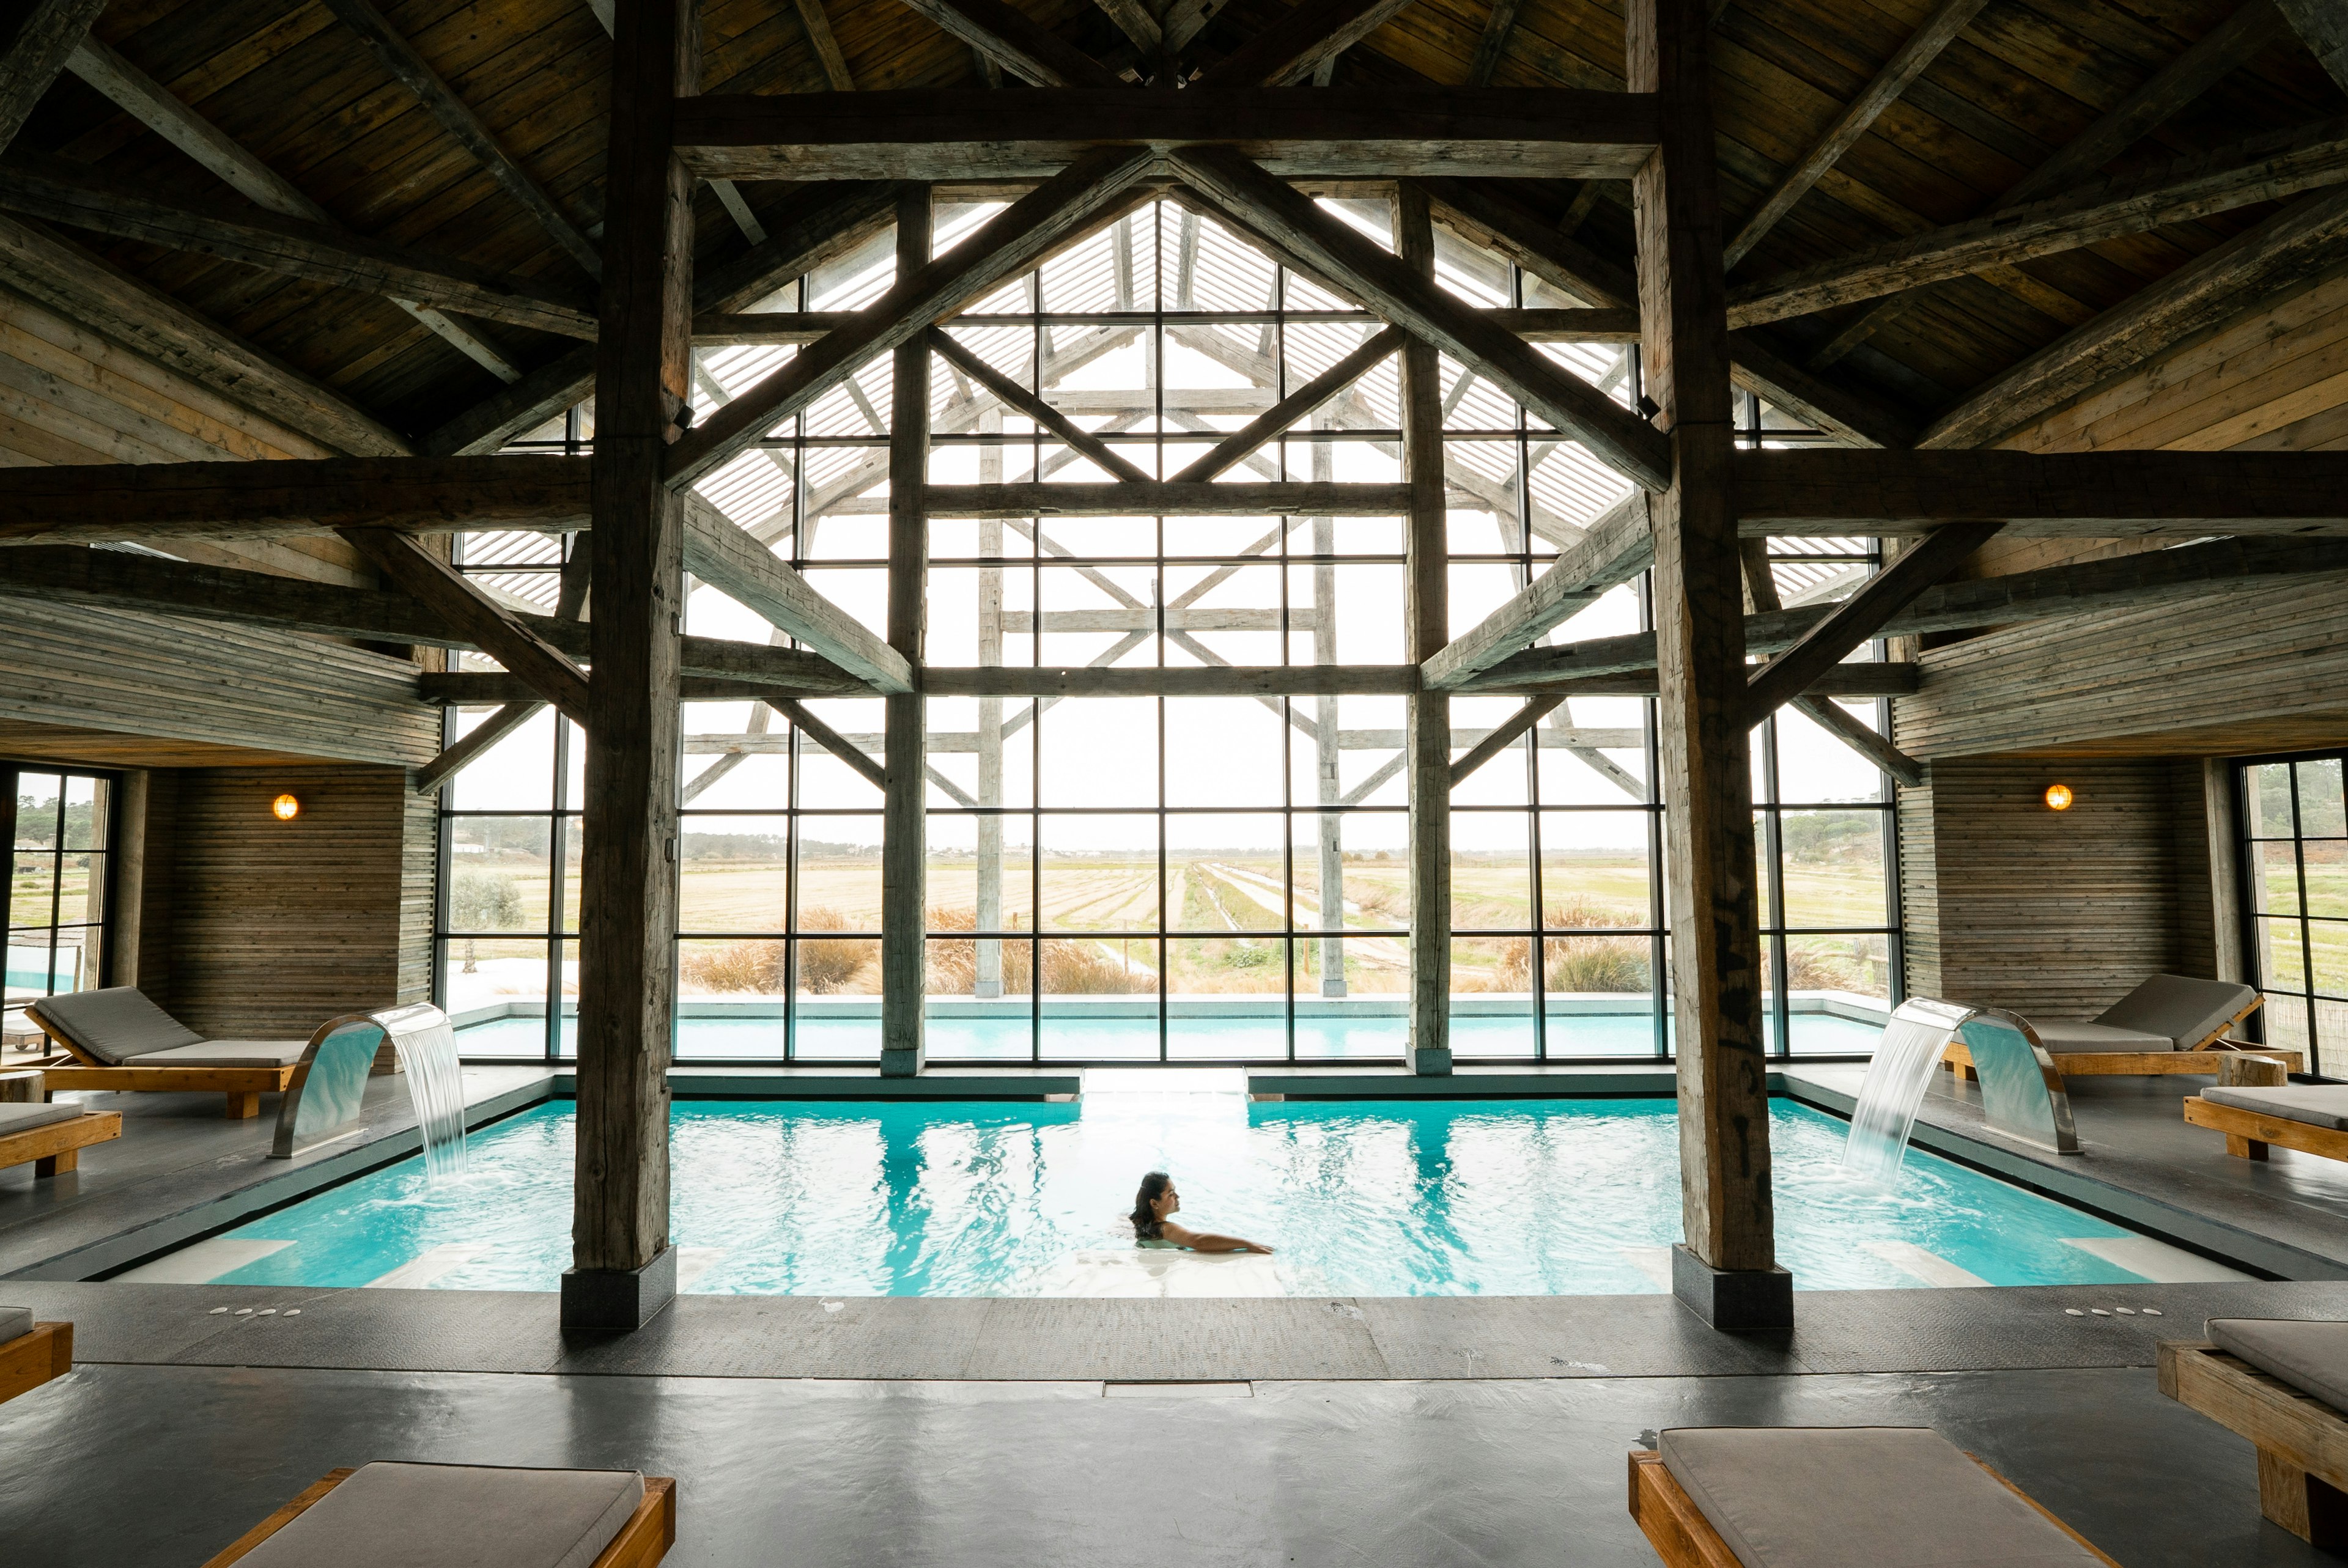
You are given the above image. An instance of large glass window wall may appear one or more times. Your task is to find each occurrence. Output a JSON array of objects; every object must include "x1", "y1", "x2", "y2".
[
  {"x1": 444, "y1": 199, "x2": 1901, "y2": 1063},
  {"x1": 2238, "y1": 751, "x2": 2348, "y2": 1072},
  {"x1": 6, "y1": 767, "x2": 113, "y2": 1041}
]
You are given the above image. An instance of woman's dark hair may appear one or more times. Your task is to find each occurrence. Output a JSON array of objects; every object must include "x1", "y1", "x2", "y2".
[{"x1": 1131, "y1": 1171, "x2": 1172, "y2": 1240}]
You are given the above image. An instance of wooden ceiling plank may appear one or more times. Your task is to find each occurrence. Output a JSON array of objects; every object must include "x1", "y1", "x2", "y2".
[
  {"x1": 892, "y1": 0, "x2": 1123, "y2": 87},
  {"x1": 582, "y1": 0, "x2": 766, "y2": 245},
  {"x1": 1174, "y1": 145, "x2": 1672, "y2": 489},
  {"x1": 320, "y1": 0, "x2": 604, "y2": 278},
  {"x1": 0, "y1": 0, "x2": 106, "y2": 153},
  {"x1": 0, "y1": 454, "x2": 588, "y2": 541},
  {"x1": 1422, "y1": 488, "x2": 1655, "y2": 689},
  {"x1": 1198, "y1": 0, "x2": 1419, "y2": 87},
  {"x1": 0, "y1": 214, "x2": 410, "y2": 457},
  {"x1": 665, "y1": 147, "x2": 1156, "y2": 488},
  {"x1": 1091, "y1": 0, "x2": 1162, "y2": 56},
  {"x1": 1738, "y1": 447, "x2": 2348, "y2": 526},
  {"x1": 1812, "y1": 0, "x2": 2288, "y2": 369},
  {"x1": 1919, "y1": 184, "x2": 2348, "y2": 449},
  {"x1": 1725, "y1": 0, "x2": 1989, "y2": 270},
  {"x1": 0, "y1": 157, "x2": 599, "y2": 338},
  {"x1": 1737, "y1": 115, "x2": 2348, "y2": 328},
  {"x1": 1171, "y1": 323, "x2": 1400, "y2": 480},
  {"x1": 65, "y1": 34, "x2": 523, "y2": 383}
]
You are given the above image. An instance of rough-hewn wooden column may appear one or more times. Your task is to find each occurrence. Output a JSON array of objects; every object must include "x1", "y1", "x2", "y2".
[
  {"x1": 880, "y1": 185, "x2": 931, "y2": 1076},
  {"x1": 1633, "y1": 0, "x2": 1785, "y2": 1327},
  {"x1": 569, "y1": 0, "x2": 690, "y2": 1330},
  {"x1": 1398, "y1": 183, "x2": 1451, "y2": 1075}
]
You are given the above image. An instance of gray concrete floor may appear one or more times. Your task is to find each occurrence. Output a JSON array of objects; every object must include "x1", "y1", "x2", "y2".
[{"x1": 1, "y1": 1358, "x2": 2330, "y2": 1567}]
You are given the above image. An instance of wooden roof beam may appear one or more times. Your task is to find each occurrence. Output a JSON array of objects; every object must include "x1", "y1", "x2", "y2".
[
  {"x1": 1733, "y1": 116, "x2": 2348, "y2": 328},
  {"x1": 1170, "y1": 324, "x2": 1401, "y2": 481},
  {"x1": 894, "y1": 0, "x2": 1123, "y2": 87},
  {"x1": 1813, "y1": 0, "x2": 2288, "y2": 369},
  {"x1": 925, "y1": 480, "x2": 1411, "y2": 514},
  {"x1": 422, "y1": 180, "x2": 904, "y2": 457},
  {"x1": 681, "y1": 497, "x2": 914, "y2": 693},
  {"x1": 1725, "y1": 0, "x2": 1988, "y2": 269},
  {"x1": 1745, "y1": 523, "x2": 1999, "y2": 716},
  {"x1": 1172, "y1": 147, "x2": 1672, "y2": 490},
  {"x1": 672, "y1": 90, "x2": 1661, "y2": 182},
  {"x1": 1196, "y1": 0, "x2": 1419, "y2": 86},
  {"x1": 928, "y1": 326, "x2": 1153, "y2": 482},
  {"x1": 0, "y1": 158, "x2": 599, "y2": 339},
  {"x1": 321, "y1": 0, "x2": 602, "y2": 278},
  {"x1": 0, "y1": 0, "x2": 104, "y2": 153},
  {"x1": 1421, "y1": 492, "x2": 1654, "y2": 690},
  {"x1": 0, "y1": 456, "x2": 588, "y2": 542},
  {"x1": 1918, "y1": 184, "x2": 2348, "y2": 449},
  {"x1": 1464, "y1": 0, "x2": 1526, "y2": 89},
  {"x1": 427, "y1": 664, "x2": 870, "y2": 704},
  {"x1": 0, "y1": 215, "x2": 410, "y2": 457},
  {"x1": 666, "y1": 149, "x2": 1157, "y2": 488},
  {"x1": 414, "y1": 702, "x2": 540, "y2": 795},
  {"x1": 62, "y1": 34, "x2": 522, "y2": 384},
  {"x1": 1741, "y1": 449, "x2": 2348, "y2": 530},
  {"x1": 581, "y1": 0, "x2": 767, "y2": 245},
  {"x1": 338, "y1": 528, "x2": 590, "y2": 724},
  {"x1": 2275, "y1": 0, "x2": 2348, "y2": 92}
]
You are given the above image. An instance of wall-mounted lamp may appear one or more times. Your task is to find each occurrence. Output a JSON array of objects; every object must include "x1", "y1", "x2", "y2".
[
  {"x1": 272, "y1": 793, "x2": 301, "y2": 822},
  {"x1": 2043, "y1": 784, "x2": 2074, "y2": 812}
]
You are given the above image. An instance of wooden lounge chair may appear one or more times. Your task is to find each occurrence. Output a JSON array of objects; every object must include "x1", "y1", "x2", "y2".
[
  {"x1": 2161, "y1": 1321, "x2": 2348, "y2": 1548},
  {"x1": 1946, "y1": 973, "x2": 2294, "y2": 1081},
  {"x1": 0, "y1": 1088, "x2": 120, "y2": 1177},
  {"x1": 0, "y1": 1309, "x2": 72, "y2": 1407},
  {"x1": 26, "y1": 987, "x2": 314, "y2": 1119},
  {"x1": 1626, "y1": 1427, "x2": 2117, "y2": 1566},
  {"x1": 2184, "y1": 1079, "x2": 2348, "y2": 1163},
  {"x1": 202, "y1": 1463, "x2": 676, "y2": 1568}
]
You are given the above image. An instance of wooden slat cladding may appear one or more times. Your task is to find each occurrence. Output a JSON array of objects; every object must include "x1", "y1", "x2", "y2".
[
  {"x1": 1899, "y1": 756, "x2": 2190, "y2": 1020},
  {"x1": 0, "y1": 600, "x2": 439, "y2": 767},
  {"x1": 164, "y1": 764, "x2": 434, "y2": 1037}
]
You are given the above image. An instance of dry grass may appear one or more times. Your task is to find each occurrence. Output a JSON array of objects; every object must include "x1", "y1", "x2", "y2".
[
  {"x1": 679, "y1": 907, "x2": 877, "y2": 995},
  {"x1": 926, "y1": 906, "x2": 1156, "y2": 995}
]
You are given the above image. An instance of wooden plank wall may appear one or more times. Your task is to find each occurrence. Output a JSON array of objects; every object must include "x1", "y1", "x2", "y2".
[
  {"x1": 0, "y1": 599, "x2": 440, "y2": 768},
  {"x1": 1899, "y1": 757, "x2": 2200, "y2": 1019},
  {"x1": 161, "y1": 764, "x2": 434, "y2": 1037}
]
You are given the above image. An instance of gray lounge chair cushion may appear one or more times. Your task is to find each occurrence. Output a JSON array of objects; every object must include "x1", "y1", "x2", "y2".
[
  {"x1": 0, "y1": 1100, "x2": 90, "y2": 1136},
  {"x1": 2202, "y1": 1084, "x2": 2348, "y2": 1131},
  {"x1": 0, "y1": 1306, "x2": 31, "y2": 1342},
  {"x1": 2028, "y1": 1020, "x2": 2174, "y2": 1054},
  {"x1": 2099, "y1": 973, "x2": 2257, "y2": 1049},
  {"x1": 2208, "y1": 1318, "x2": 2348, "y2": 1413},
  {"x1": 1657, "y1": 1427, "x2": 2103, "y2": 1568},
  {"x1": 236, "y1": 1462, "x2": 644, "y2": 1568},
  {"x1": 133, "y1": 1040, "x2": 310, "y2": 1069},
  {"x1": 29, "y1": 987, "x2": 201, "y2": 1064}
]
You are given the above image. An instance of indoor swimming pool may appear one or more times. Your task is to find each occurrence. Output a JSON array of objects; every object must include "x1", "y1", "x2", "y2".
[{"x1": 149, "y1": 1088, "x2": 2209, "y2": 1297}]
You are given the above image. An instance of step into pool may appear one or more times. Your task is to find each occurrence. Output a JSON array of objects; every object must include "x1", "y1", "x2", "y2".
[{"x1": 141, "y1": 1094, "x2": 2229, "y2": 1297}]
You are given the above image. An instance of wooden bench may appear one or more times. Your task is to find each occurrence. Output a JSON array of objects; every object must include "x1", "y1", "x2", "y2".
[
  {"x1": 2160, "y1": 1339, "x2": 2348, "y2": 1548},
  {"x1": 1626, "y1": 1431, "x2": 2117, "y2": 1567},
  {"x1": 1945, "y1": 976, "x2": 2281, "y2": 1081},
  {"x1": 0, "y1": 1317, "x2": 72, "y2": 1407},
  {"x1": 27, "y1": 990, "x2": 308, "y2": 1119},
  {"x1": 2182, "y1": 1056, "x2": 2348, "y2": 1163},
  {"x1": 202, "y1": 1466, "x2": 676, "y2": 1568},
  {"x1": 0, "y1": 1069, "x2": 120, "y2": 1176}
]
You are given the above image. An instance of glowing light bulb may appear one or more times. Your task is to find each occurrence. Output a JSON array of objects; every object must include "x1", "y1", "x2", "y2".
[
  {"x1": 2043, "y1": 784, "x2": 2073, "y2": 812},
  {"x1": 272, "y1": 793, "x2": 301, "y2": 821}
]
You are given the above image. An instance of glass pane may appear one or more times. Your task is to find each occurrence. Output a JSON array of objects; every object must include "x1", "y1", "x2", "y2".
[
  {"x1": 1451, "y1": 938, "x2": 1534, "y2": 1058},
  {"x1": 2300, "y1": 757, "x2": 2347, "y2": 837},
  {"x1": 2248, "y1": 762, "x2": 2295, "y2": 837},
  {"x1": 1168, "y1": 813, "x2": 1284, "y2": 934},
  {"x1": 1540, "y1": 811, "x2": 1653, "y2": 930},
  {"x1": 440, "y1": 936, "x2": 550, "y2": 1018},
  {"x1": 2316, "y1": 997, "x2": 2348, "y2": 1076},
  {"x1": 61, "y1": 776, "x2": 106, "y2": 851},
  {"x1": 1039, "y1": 698, "x2": 1158, "y2": 808},
  {"x1": 1165, "y1": 698, "x2": 1285, "y2": 807},
  {"x1": 1787, "y1": 935, "x2": 1893, "y2": 1055},
  {"x1": 794, "y1": 935, "x2": 880, "y2": 996},
  {"x1": 1038, "y1": 937, "x2": 1158, "y2": 1061},
  {"x1": 56, "y1": 849, "x2": 103, "y2": 928},
  {"x1": 1452, "y1": 811, "x2": 1531, "y2": 932},
  {"x1": 2261, "y1": 917, "x2": 2309, "y2": 991},
  {"x1": 1294, "y1": 937, "x2": 1406, "y2": 1058},
  {"x1": 2261, "y1": 990, "x2": 2311, "y2": 1053},
  {"x1": 12, "y1": 773, "x2": 59, "y2": 848},
  {"x1": 1779, "y1": 809, "x2": 1889, "y2": 929},
  {"x1": 2253, "y1": 839, "x2": 2303, "y2": 916},
  {"x1": 1543, "y1": 935, "x2": 1658, "y2": 1059},
  {"x1": 448, "y1": 706, "x2": 556, "y2": 810},
  {"x1": 1167, "y1": 936, "x2": 1286, "y2": 1061},
  {"x1": 445, "y1": 818, "x2": 550, "y2": 933},
  {"x1": 796, "y1": 816, "x2": 883, "y2": 932},
  {"x1": 1537, "y1": 696, "x2": 1647, "y2": 806},
  {"x1": 1041, "y1": 814, "x2": 1158, "y2": 931},
  {"x1": 13, "y1": 851, "x2": 54, "y2": 927},
  {"x1": 679, "y1": 938, "x2": 788, "y2": 998},
  {"x1": 2307, "y1": 839, "x2": 2348, "y2": 920},
  {"x1": 680, "y1": 815, "x2": 791, "y2": 933},
  {"x1": 2312, "y1": 919, "x2": 2348, "y2": 998},
  {"x1": 1774, "y1": 701, "x2": 1885, "y2": 803}
]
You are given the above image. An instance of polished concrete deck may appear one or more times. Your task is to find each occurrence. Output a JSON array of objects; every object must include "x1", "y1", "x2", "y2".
[{"x1": 2, "y1": 1360, "x2": 2332, "y2": 1567}]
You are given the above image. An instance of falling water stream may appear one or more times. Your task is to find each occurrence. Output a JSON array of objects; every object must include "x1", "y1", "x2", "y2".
[
  {"x1": 1841, "y1": 998, "x2": 1970, "y2": 1185},
  {"x1": 382, "y1": 1006, "x2": 469, "y2": 1180}
]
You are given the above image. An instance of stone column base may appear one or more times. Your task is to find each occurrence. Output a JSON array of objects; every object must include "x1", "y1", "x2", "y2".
[
  {"x1": 1671, "y1": 1243, "x2": 1793, "y2": 1330},
  {"x1": 561, "y1": 1244, "x2": 678, "y2": 1331}
]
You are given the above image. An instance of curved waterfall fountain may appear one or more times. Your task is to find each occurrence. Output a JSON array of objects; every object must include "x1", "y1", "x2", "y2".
[
  {"x1": 1844, "y1": 998, "x2": 2079, "y2": 1183},
  {"x1": 270, "y1": 1003, "x2": 468, "y2": 1177}
]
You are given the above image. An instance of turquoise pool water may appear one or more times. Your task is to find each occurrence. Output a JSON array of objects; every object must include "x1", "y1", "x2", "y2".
[
  {"x1": 195, "y1": 1094, "x2": 2157, "y2": 1297},
  {"x1": 453, "y1": 1011, "x2": 1885, "y2": 1061}
]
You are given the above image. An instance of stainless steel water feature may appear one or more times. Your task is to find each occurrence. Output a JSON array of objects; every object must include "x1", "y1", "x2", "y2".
[
  {"x1": 1845, "y1": 998, "x2": 2078, "y2": 1182},
  {"x1": 269, "y1": 1003, "x2": 465, "y2": 1172},
  {"x1": 1955, "y1": 1006, "x2": 2081, "y2": 1156}
]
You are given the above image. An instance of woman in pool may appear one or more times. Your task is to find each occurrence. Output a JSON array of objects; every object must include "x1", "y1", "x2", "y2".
[{"x1": 1129, "y1": 1171, "x2": 1274, "y2": 1254}]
